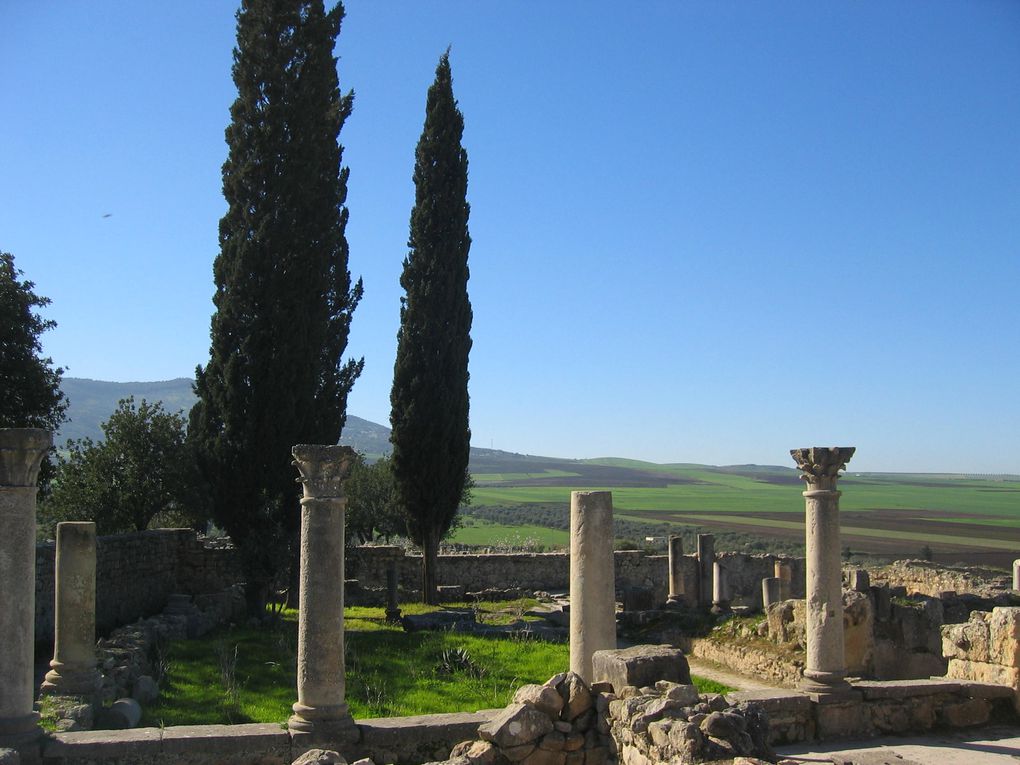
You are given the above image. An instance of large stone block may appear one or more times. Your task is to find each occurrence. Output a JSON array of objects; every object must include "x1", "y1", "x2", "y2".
[
  {"x1": 591, "y1": 645, "x2": 691, "y2": 693},
  {"x1": 941, "y1": 611, "x2": 990, "y2": 663},
  {"x1": 946, "y1": 658, "x2": 1020, "y2": 688},
  {"x1": 478, "y1": 703, "x2": 554, "y2": 749},
  {"x1": 989, "y1": 607, "x2": 1020, "y2": 668}
]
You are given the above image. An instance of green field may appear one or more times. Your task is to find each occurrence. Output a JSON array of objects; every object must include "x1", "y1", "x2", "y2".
[{"x1": 462, "y1": 460, "x2": 1020, "y2": 565}]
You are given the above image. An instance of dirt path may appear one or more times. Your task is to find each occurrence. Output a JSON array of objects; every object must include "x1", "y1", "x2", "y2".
[{"x1": 687, "y1": 656, "x2": 781, "y2": 691}]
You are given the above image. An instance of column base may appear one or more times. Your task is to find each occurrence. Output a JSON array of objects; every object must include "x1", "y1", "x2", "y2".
[
  {"x1": 798, "y1": 671, "x2": 861, "y2": 703},
  {"x1": 0, "y1": 712, "x2": 43, "y2": 753},
  {"x1": 40, "y1": 663, "x2": 101, "y2": 697},
  {"x1": 710, "y1": 601, "x2": 731, "y2": 616},
  {"x1": 384, "y1": 607, "x2": 402, "y2": 623},
  {"x1": 288, "y1": 702, "x2": 359, "y2": 743}
]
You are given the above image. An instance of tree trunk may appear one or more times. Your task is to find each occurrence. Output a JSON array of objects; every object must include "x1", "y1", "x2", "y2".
[
  {"x1": 244, "y1": 576, "x2": 270, "y2": 620},
  {"x1": 422, "y1": 533, "x2": 439, "y2": 605}
]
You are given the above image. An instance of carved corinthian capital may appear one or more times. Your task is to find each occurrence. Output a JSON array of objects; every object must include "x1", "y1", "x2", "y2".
[
  {"x1": 291, "y1": 444, "x2": 356, "y2": 501},
  {"x1": 790, "y1": 446, "x2": 855, "y2": 491},
  {"x1": 0, "y1": 428, "x2": 52, "y2": 487}
]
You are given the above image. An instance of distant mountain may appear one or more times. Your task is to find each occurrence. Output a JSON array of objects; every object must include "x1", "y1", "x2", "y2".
[
  {"x1": 57, "y1": 377, "x2": 392, "y2": 459},
  {"x1": 58, "y1": 378, "x2": 198, "y2": 444}
]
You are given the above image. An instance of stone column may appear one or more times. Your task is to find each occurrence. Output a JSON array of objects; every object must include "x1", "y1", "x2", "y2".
[
  {"x1": 762, "y1": 577, "x2": 783, "y2": 609},
  {"x1": 41, "y1": 522, "x2": 100, "y2": 697},
  {"x1": 667, "y1": 535, "x2": 684, "y2": 604},
  {"x1": 697, "y1": 534, "x2": 714, "y2": 608},
  {"x1": 385, "y1": 561, "x2": 402, "y2": 623},
  {"x1": 0, "y1": 428, "x2": 51, "y2": 752},
  {"x1": 288, "y1": 444, "x2": 358, "y2": 741},
  {"x1": 1013, "y1": 559, "x2": 1020, "y2": 591},
  {"x1": 775, "y1": 560, "x2": 793, "y2": 600},
  {"x1": 711, "y1": 560, "x2": 730, "y2": 615},
  {"x1": 569, "y1": 491, "x2": 616, "y2": 683},
  {"x1": 792, "y1": 446, "x2": 856, "y2": 698}
]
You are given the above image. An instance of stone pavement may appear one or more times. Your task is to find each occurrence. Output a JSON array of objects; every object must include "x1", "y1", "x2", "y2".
[{"x1": 775, "y1": 725, "x2": 1020, "y2": 764}]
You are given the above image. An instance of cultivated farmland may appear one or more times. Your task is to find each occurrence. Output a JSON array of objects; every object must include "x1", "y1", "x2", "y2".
[{"x1": 465, "y1": 456, "x2": 1020, "y2": 569}]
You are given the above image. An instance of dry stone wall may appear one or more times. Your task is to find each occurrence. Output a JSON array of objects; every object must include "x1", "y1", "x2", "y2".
[{"x1": 35, "y1": 530, "x2": 243, "y2": 642}]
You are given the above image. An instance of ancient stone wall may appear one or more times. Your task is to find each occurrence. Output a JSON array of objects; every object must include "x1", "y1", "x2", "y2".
[
  {"x1": 348, "y1": 546, "x2": 806, "y2": 608},
  {"x1": 870, "y1": 559, "x2": 1013, "y2": 599},
  {"x1": 35, "y1": 530, "x2": 243, "y2": 642},
  {"x1": 943, "y1": 606, "x2": 1020, "y2": 713}
]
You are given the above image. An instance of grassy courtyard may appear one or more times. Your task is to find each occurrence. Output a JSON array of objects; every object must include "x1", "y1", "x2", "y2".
[{"x1": 142, "y1": 601, "x2": 729, "y2": 727}]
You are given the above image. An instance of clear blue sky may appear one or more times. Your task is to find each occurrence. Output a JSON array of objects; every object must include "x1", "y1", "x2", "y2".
[{"x1": 2, "y1": 2, "x2": 1018, "y2": 473}]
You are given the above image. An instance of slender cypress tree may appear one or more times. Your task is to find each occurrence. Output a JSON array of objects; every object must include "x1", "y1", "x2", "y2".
[
  {"x1": 190, "y1": 0, "x2": 362, "y2": 617},
  {"x1": 390, "y1": 52, "x2": 472, "y2": 605}
]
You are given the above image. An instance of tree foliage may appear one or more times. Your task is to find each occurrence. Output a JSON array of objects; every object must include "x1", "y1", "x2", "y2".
[
  {"x1": 390, "y1": 52, "x2": 472, "y2": 604},
  {"x1": 42, "y1": 397, "x2": 203, "y2": 537},
  {"x1": 190, "y1": 0, "x2": 362, "y2": 615},
  {"x1": 344, "y1": 455, "x2": 403, "y2": 546},
  {"x1": 0, "y1": 251, "x2": 67, "y2": 440}
]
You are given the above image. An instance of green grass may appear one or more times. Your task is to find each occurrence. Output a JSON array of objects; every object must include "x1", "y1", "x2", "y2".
[
  {"x1": 451, "y1": 517, "x2": 569, "y2": 548},
  {"x1": 142, "y1": 603, "x2": 730, "y2": 726},
  {"x1": 469, "y1": 469, "x2": 1020, "y2": 518}
]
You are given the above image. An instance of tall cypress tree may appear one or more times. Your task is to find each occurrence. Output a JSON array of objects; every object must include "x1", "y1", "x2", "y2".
[
  {"x1": 190, "y1": 0, "x2": 362, "y2": 616},
  {"x1": 390, "y1": 52, "x2": 472, "y2": 605}
]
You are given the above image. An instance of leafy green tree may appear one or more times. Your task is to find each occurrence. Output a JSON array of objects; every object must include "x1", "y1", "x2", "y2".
[
  {"x1": 190, "y1": 0, "x2": 362, "y2": 617},
  {"x1": 42, "y1": 397, "x2": 204, "y2": 537},
  {"x1": 390, "y1": 52, "x2": 472, "y2": 604},
  {"x1": 344, "y1": 455, "x2": 403, "y2": 546},
  {"x1": 0, "y1": 251, "x2": 67, "y2": 487}
]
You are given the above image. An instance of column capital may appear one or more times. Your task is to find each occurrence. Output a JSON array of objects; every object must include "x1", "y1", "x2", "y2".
[
  {"x1": 790, "y1": 446, "x2": 855, "y2": 491},
  {"x1": 0, "y1": 429, "x2": 52, "y2": 488},
  {"x1": 291, "y1": 444, "x2": 356, "y2": 501}
]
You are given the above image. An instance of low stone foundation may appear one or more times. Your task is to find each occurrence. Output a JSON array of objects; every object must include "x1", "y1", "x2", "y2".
[{"x1": 37, "y1": 675, "x2": 1019, "y2": 765}]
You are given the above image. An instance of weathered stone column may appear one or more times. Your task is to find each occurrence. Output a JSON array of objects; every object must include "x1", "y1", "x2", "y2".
[
  {"x1": 1013, "y1": 559, "x2": 1020, "y2": 591},
  {"x1": 289, "y1": 444, "x2": 358, "y2": 741},
  {"x1": 667, "y1": 535, "x2": 684, "y2": 603},
  {"x1": 385, "y1": 562, "x2": 402, "y2": 623},
  {"x1": 697, "y1": 534, "x2": 714, "y2": 608},
  {"x1": 762, "y1": 577, "x2": 783, "y2": 609},
  {"x1": 711, "y1": 561, "x2": 730, "y2": 615},
  {"x1": 0, "y1": 429, "x2": 51, "y2": 752},
  {"x1": 774, "y1": 560, "x2": 793, "y2": 600},
  {"x1": 569, "y1": 491, "x2": 616, "y2": 683},
  {"x1": 792, "y1": 446, "x2": 855, "y2": 698},
  {"x1": 41, "y1": 522, "x2": 100, "y2": 697}
]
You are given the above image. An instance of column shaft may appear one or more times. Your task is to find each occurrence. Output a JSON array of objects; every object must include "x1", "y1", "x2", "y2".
[
  {"x1": 667, "y1": 535, "x2": 684, "y2": 602},
  {"x1": 569, "y1": 491, "x2": 616, "y2": 683},
  {"x1": 42, "y1": 522, "x2": 100, "y2": 696},
  {"x1": 762, "y1": 577, "x2": 783, "y2": 609},
  {"x1": 791, "y1": 446, "x2": 855, "y2": 698},
  {"x1": 803, "y1": 488, "x2": 846, "y2": 683},
  {"x1": 0, "y1": 428, "x2": 50, "y2": 751},
  {"x1": 697, "y1": 534, "x2": 714, "y2": 608},
  {"x1": 1013, "y1": 559, "x2": 1020, "y2": 591},
  {"x1": 288, "y1": 444, "x2": 357, "y2": 740}
]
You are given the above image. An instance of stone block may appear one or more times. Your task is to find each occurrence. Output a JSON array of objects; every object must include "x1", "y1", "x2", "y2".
[
  {"x1": 939, "y1": 698, "x2": 991, "y2": 728},
  {"x1": 515, "y1": 684, "x2": 564, "y2": 718},
  {"x1": 814, "y1": 701, "x2": 869, "y2": 740},
  {"x1": 591, "y1": 645, "x2": 690, "y2": 693},
  {"x1": 292, "y1": 750, "x2": 344, "y2": 765},
  {"x1": 43, "y1": 728, "x2": 163, "y2": 761},
  {"x1": 946, "y1": 658, "x2": 1020, "y2": 688},
  {"x1": 479, "y1": 703, "x2": 554, "y2": 748},
  {"x1": 0, "y1": 750, "x2": 17, "y2": 765},
  {"x1": 989, "y1": 607, "x2": 1020, "y2": 667},
  {"x1": 852, "y1": 679, "x2": 961, "y2": 699},
  {"x1": 942, "y1": 615, "x2": 990, "y2": 663}
]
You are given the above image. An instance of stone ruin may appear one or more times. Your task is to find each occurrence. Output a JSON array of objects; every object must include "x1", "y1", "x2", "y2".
[{"x1": 2, "y1": 431, "x2": 1020, "y2": 765}]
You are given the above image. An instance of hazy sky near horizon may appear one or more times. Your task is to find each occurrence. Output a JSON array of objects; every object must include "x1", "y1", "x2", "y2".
[{"x1": 2, "y1": 2, "x2": 1018, "y2": 473}]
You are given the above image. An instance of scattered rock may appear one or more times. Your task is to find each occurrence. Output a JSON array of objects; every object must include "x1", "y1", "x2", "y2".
[{"x1": 291, "y1": 750, "x2": 346, "y2": 765}]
